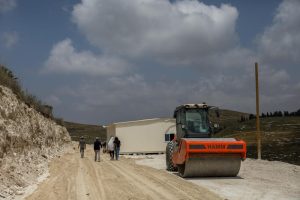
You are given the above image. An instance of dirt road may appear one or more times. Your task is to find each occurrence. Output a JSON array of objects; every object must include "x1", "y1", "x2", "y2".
[{"x1": 25, "y1": 144, "x2": 221, "y2": 200}]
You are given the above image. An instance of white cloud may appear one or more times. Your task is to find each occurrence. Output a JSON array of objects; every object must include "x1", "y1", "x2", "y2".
[
  {"x1": 43, "y1": 0, "x2": 300, "y2": 123},
  {"x1": 259, "y1": 0, "x2": 300, "y2": 64},
  {"x1": 0, "y1": 0, "x2": 16, "y2": 13},
  {"x1": 54, "y1": 67, "x2": 299, "y2": 124},
  {"x1": 72, "y1": 0, "x2": 239, "y2": 67},
  {"x1": 46, "y1": 0, "x2": 245, "y2": 76},
  {"x1": 44, "y1": 38, "x2": 129, "y2": 76},
  {"x1": 295, "y1": 82, "x2": 300, "y2": 91},
  {"x1": 50, "y1": 73, "x2": 257, "y2": 123},
  {"x1": 255, "y1": 0, "x2": 300, "y2": 112},
  {"x1": 1, "y1": 31, "x2": 18, "y2": 48}
]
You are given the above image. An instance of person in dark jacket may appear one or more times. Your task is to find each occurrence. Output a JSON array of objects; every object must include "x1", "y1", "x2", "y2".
[
  {"x1": 94, "y1": 137, "x2": 101, "y2": 162},
  {"x1": 113, "y1": 137, "x2": 121, "y2": 160},
  {"x1": 78, "y1": 136, "x2": 86, "y2": 158}
]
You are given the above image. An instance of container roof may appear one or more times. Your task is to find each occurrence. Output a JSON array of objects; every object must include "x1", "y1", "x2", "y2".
[{"x1": 108, "y1": 118, "x2": 175, "y2": 127}]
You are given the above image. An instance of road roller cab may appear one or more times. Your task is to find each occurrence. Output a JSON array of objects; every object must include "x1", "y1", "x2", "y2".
[
  {"x1": 166, "y1": 103, "x2": 247, "y2": 177},
  {"x1": 173, "y1": 103, "x2": 212, "y2": 139}
]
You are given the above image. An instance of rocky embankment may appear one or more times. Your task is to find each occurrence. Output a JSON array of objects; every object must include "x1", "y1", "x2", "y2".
[{"x1": 0, "y1": 86, "x2": 71, "y2": 199}]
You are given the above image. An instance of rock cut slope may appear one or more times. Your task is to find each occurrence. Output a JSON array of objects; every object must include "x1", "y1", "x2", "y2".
[{"x1": 0, "y1": 86, "x2": 71, "y2": 199}]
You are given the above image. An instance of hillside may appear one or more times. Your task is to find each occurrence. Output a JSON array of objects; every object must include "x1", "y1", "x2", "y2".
[
  {"x1": 0, "y1": 65, "x2": 55, "y2": 119},
  {"x1": 0, "y1": 85, "x2": 71, "y2": 199},
  {"x1": 216, "y1": 116, "x2": 300, "y2": 165},
  {"x1": 64, "y1": 121, "x2": 106, "y2": 144},
  {"x1": 210, "y1": 108, "x2": 249, "y2": 127}
]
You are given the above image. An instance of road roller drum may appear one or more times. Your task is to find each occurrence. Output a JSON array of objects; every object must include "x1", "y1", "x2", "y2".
[{"x1": 177, "y1": 155, "x2": 241, "y2": 177}]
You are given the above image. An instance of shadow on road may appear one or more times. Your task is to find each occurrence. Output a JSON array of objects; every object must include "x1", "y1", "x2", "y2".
[{"x1": 172, "y1": 172, "x2": 244, "y2": 180}]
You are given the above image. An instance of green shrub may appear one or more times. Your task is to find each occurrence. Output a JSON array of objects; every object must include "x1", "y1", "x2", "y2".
[
  {"x1": 0, "y1": 64, "x2": 55, "y2": 121},
  {"x1": 55, "y1": 118, "x2": 65, "y2": 126},
  {"x1": 0, "y1": 65, "x2": 22, "y2": 98}
]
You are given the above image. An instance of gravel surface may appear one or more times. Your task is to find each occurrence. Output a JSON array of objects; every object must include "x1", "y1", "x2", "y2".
[{"x1": 136, "y1": 154, "x2": 300, "y2": 200}]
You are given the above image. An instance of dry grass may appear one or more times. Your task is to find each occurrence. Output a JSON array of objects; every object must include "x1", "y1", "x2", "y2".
[
  {"x1": 64, "y1": 121, "x2": 106, "y2": 144},
  {"x1": 0, "y1": 65, "x2": 56, "y2": 122},
  {"x1": 216, "y1": 116, "x2": 300, "y2": 165}
]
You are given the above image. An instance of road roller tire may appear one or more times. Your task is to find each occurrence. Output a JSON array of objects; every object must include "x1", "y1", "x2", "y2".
[{"x1": 166, "y1": 141, "x2": 177, "y2": 171}]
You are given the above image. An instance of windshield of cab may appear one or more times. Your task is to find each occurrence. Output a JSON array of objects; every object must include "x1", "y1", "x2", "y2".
[{"x1": 185, "y1": 109, "x2": 209, "y2": 133}]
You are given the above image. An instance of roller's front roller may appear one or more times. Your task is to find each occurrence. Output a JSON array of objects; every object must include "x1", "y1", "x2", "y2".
[
  {"x1": 173, "y1": 138, "x2": 246, "y2": 178},
  {"x1": 177, "y1": 154, "x2": 241, "y2": 177}
]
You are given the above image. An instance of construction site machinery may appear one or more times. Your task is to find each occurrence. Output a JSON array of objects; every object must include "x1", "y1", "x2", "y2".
[{"x1": 166, "y1": 104, "x2": 246, "y2": 177}]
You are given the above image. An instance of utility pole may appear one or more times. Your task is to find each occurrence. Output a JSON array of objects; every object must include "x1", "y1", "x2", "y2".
[{"x1": 255, "y1": 62, "x2": 261, "y2": 159}]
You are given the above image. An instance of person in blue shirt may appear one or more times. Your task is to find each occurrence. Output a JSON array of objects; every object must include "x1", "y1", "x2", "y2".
[{"x1": 94, "y1": 137, "x2": 101, "y2": 162}]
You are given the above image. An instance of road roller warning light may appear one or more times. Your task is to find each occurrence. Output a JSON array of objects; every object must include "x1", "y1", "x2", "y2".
[{"x1": 166, "y1": 104, "x2": 247, "y2": 178}]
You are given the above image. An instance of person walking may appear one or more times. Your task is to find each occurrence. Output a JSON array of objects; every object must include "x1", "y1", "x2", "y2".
[
  {"x1": 94, "y1": 137, "x2": 101, "y2": 162},
  {"x1": 102, "y1": 141, "x2": 107, "y2": 153},
  {"x1": 78, "y1": 136, "x2": 86, "y2": 158},
  {"x1": 114, "y1": 137, "x2": 121, "y2": 160},
  {"x1": 107, "y1": 137, "x2": 115, "y2": 160}
]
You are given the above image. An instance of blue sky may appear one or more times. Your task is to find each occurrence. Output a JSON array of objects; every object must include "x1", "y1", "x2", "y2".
[{"x1": 1, "y1": 0, "x2": 299, "y2": 125}]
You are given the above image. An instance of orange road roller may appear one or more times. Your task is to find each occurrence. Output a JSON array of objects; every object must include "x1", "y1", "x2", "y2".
[{"x1": 166, "y1": 104, "x2": 247, "y2": 177}]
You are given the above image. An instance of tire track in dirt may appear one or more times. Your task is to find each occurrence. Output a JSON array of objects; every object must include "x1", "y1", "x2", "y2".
[
  {"x1": 127, "y1": 162, "x2": 193, "y2": 198},
  {"x1": 81, "y1": 157, "x2": 107, "y2": 199},
  {"x1": 75, "y1": 158, "x2": 92, "y2": 199},
  {"x1": 109, "y1": 158, "x2": 219, "y2": 200},
  {"x1": 124, "y1": 162, "x2": 200, "y2": 199},
  {"x1": 25, "y1": 144, "x2": 221, "y2": 200},
  {"x1": 135, "y1": 164, "x2": 213, "y2": 200},
  {"x1": 25, "y1": 152, "x2": 78, "y2": 200},
  {"x1": 106, "y1": 160, "x2": 172, "y2": 200}
]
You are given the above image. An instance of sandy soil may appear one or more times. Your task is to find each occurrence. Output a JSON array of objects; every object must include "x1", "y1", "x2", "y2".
[
  {"x1": 24, "y1": 144, "x2": 222, "y2": 200},
  {"x1": 136, "y1": 154, "x2": 300, "y2": 200}
]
